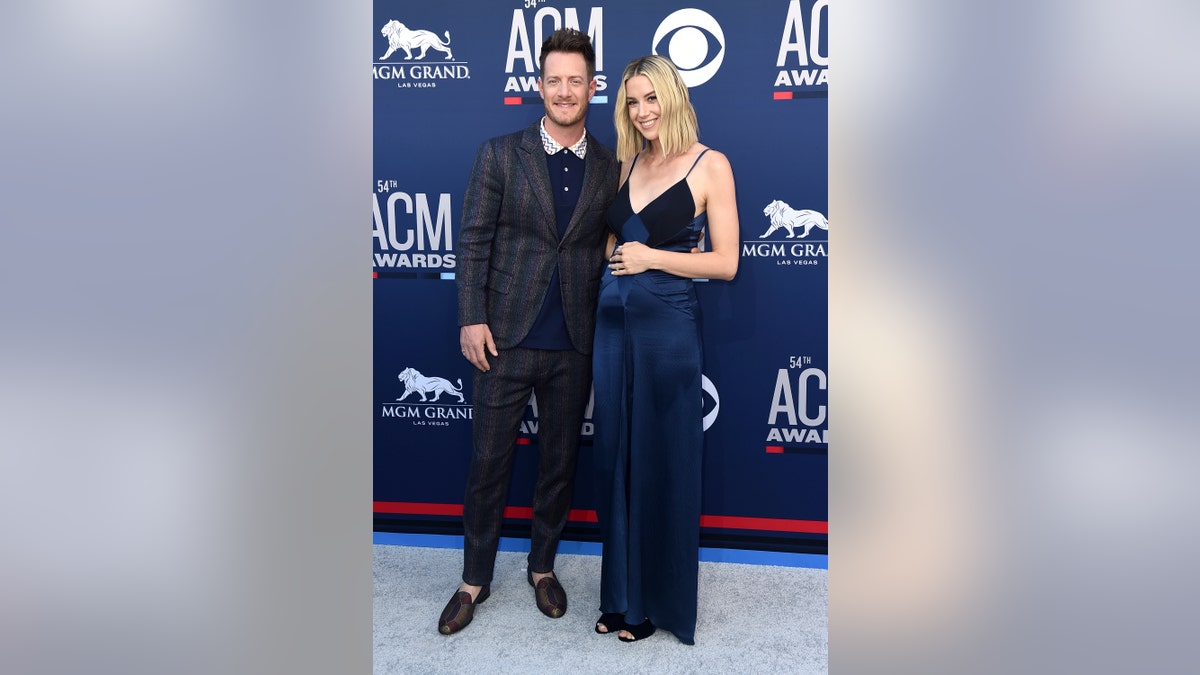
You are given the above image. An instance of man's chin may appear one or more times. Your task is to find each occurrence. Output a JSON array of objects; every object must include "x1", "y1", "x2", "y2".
[{"x1": 544, "y1": 108, "x2": 588, "y2": 127}]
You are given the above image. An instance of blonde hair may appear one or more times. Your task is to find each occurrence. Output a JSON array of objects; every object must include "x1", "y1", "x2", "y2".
[{"x1": 613, "y1": 55, "x2": 699, "y2": 162}]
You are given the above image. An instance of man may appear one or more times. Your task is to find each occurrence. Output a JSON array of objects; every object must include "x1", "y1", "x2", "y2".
[{"x1": 438, "y1": 28, "x2": 617, "y2": 636}]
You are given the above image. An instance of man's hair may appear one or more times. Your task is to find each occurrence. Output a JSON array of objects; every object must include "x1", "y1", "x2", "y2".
[
  {"x1": 613, "y1": 55, "x2": 699, "y2": 162},
  {"x1": 538, "y1": 28, "x2": 596, "y2": 80}
]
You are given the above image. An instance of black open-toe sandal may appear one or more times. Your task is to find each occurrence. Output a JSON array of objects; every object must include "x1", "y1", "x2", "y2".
[
  {"x1": 617, "y1": 619, "x2": 656, "y2": 642},
  {"x1": 595, "y1": 612, "x2": 626, "y2": 635}
]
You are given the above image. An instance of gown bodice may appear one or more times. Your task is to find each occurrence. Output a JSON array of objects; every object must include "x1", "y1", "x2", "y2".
[{"x1": 606, "y1": 150, "x2": 710, "y2": 253}]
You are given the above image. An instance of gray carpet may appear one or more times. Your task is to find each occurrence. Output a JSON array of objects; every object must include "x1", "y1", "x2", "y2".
[{"x1": 374, "y1": 544, "x2": 827, "y2": 674}]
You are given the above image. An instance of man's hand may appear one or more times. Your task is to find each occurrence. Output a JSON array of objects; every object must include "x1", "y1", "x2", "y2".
[{"x1": 460, "y1": 323, "x2": 498, "y2": 372}]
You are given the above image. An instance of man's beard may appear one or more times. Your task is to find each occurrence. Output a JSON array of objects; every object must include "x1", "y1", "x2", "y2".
[{"x1": 544, "y1": 100, "x2": 588, "y2": 128}]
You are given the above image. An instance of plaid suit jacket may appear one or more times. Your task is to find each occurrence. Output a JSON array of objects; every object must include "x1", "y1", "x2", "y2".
[{"x1": 457, "y1": 120, "x2": 618, "y2": 354}]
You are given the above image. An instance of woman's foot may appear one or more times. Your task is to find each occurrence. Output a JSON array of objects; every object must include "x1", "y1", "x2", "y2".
[
  {"x1": 595, "y1": 612, "x2": 626, "y2": 635},
  {"x1": 617, "y1": 619, "x2": 656, "y2": 642}
]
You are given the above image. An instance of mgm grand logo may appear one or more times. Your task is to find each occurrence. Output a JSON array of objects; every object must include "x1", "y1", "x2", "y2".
[
  {"x1": 380, "y1": 20, "x2": 453, "y2": 61},
  {"x1": 375, "y1": 19, "x2": 470, "y2": 84},
  {"x1": 381, "y1": 366, "x2": 471, "y2": 426},
  {"x1": 742, "y1": 199, "x2": 828, "y2": 265}
]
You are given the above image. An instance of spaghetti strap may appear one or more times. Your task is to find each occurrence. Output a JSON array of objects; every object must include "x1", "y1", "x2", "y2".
[
  {"x1": 683, "y1": 148, "x2": 711, "y2": 178},
  {"x1": 619, "y1": 153, "x2": 643, "y2": 191}
]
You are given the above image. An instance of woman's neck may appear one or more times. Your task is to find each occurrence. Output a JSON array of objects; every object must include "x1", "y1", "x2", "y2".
[{"x1": 642, "y1": 140, "x2": 666, "y2": 161}]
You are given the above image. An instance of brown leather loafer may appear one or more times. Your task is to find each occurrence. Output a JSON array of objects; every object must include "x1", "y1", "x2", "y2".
[
  {"x1": 527, "y1": 570, "x2": 567, "y2": 618},
  {"x1": 437, "y1": 585, "x2": 490, "y2": 635}
]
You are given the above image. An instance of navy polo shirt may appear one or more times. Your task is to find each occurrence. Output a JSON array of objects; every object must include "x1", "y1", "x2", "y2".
[{"x1": 520, "y1": 126, "x2": 587, "y2": 350}]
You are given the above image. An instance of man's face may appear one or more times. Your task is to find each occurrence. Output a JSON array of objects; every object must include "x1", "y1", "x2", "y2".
[{"x1": 538, "y1": 51, "x2": 596, "y2": 130}]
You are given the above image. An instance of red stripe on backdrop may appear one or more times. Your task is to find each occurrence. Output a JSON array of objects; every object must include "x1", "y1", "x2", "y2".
[
  {"x1": 700, "y1": 514, "x2": 826, "y2": 534},
  {"x1": 773, "y1": 91, "x2": 794, "y2": 100},
  {"x1": 374, "y1": 502, "x2": 826, "y2": 534},
  {"x1": 503, "y1": 97, "x2": 522, "y2": 105},
  {"x1": 372, "y1": 501, "x2": 597, "y2": 522}
]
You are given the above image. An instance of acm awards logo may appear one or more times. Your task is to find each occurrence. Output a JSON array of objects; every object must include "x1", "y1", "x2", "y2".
[
  {"x1": 741, "y1": 199, "x2": 828, "y2": 267},
  {"x1": 503, "y1": 5, "x2": 608, "y2": 104},
  {"x1": 774, "y1": 0, "x2": 828, "y2": 96},
  {"x1": 652, "y1": 9, "x2": 726, "y2": 88},
  {"x1": 373, "y1": 186, "x2": 457, "y2": 271},
  {"x1": 374, "y1": 18, "x2": 471, "y2": 88},
  {"x1": 766, "y1": 356, "x2": 828, "y2": 451},
  {"x1": 381, "y1": 366, "x2": 471, "y2": 425},
  {"x1": 519, "y1": 390, "x2": 594, "y2": 439}
]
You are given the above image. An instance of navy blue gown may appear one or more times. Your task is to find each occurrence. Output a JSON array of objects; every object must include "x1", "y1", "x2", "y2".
[{"x1": 592, "y1": 149, "x2": 709, "y2": 645}]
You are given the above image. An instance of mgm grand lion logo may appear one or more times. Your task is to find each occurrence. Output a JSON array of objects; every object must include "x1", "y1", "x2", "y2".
[
  {"x1": 379, "y1": 20, "x2": 453, "y2": 61},
  {"x1": 760, "y1": 200, "x2": 828, "y2": 239},
  {"x1": 397, "y1": 367, "x2": 465, "y2": 403}
]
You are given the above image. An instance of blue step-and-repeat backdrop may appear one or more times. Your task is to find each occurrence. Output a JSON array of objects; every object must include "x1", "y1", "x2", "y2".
[{"x1": 373, "y1": 0, "x2": 827, "y2": 554}]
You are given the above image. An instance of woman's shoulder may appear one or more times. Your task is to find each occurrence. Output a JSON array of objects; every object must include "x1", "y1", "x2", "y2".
[{"x1": 690, "y1": 145, "x2": 733, "y2": 178}]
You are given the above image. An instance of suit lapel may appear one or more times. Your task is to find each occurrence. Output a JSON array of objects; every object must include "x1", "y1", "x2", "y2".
[
  {"x1": 517, "y1": 125, "x2": 556, "y2": 237},
  {"x1": 563, "y1": 131, "x2": 609, "y2": 240}
]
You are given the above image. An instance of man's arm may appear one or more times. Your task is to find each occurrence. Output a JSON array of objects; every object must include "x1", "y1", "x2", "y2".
[{"x1": 457, "y1": 139, "x2": 504, "y2": 371}]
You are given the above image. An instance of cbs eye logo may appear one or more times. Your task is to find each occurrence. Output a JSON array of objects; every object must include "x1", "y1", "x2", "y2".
[{"x1": 652, "y1": 9, "x2": 725, "y2": 88}]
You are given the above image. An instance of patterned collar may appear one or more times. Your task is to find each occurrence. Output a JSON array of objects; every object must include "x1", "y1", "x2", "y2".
[{"x1": 540, "y1": 117, "x2": 588, "y2": 159}]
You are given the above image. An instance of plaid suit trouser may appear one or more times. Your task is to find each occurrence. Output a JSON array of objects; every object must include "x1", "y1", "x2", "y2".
[{"x1": 461, "y1": 346, "x2": 591, "y2": 585}]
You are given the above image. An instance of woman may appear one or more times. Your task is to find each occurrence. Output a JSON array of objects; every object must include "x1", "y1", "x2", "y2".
[{"x1": 591, "y1": 55, "x2": 740, "y2": 645}]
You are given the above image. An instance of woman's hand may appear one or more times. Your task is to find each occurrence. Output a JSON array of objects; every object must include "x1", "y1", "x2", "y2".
[{"x1": 609, "y1": 241, "x2": 655, "y2": 276}]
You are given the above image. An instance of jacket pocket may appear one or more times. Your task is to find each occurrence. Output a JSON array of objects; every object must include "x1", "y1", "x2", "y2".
[{"x1": 486, "y1": 266, "x2": 513, "y2": 294}]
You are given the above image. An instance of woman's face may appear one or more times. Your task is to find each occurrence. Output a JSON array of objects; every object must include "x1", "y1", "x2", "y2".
[{"x1": 624, "y1": 74, "x2": 661, "y2": 141}]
